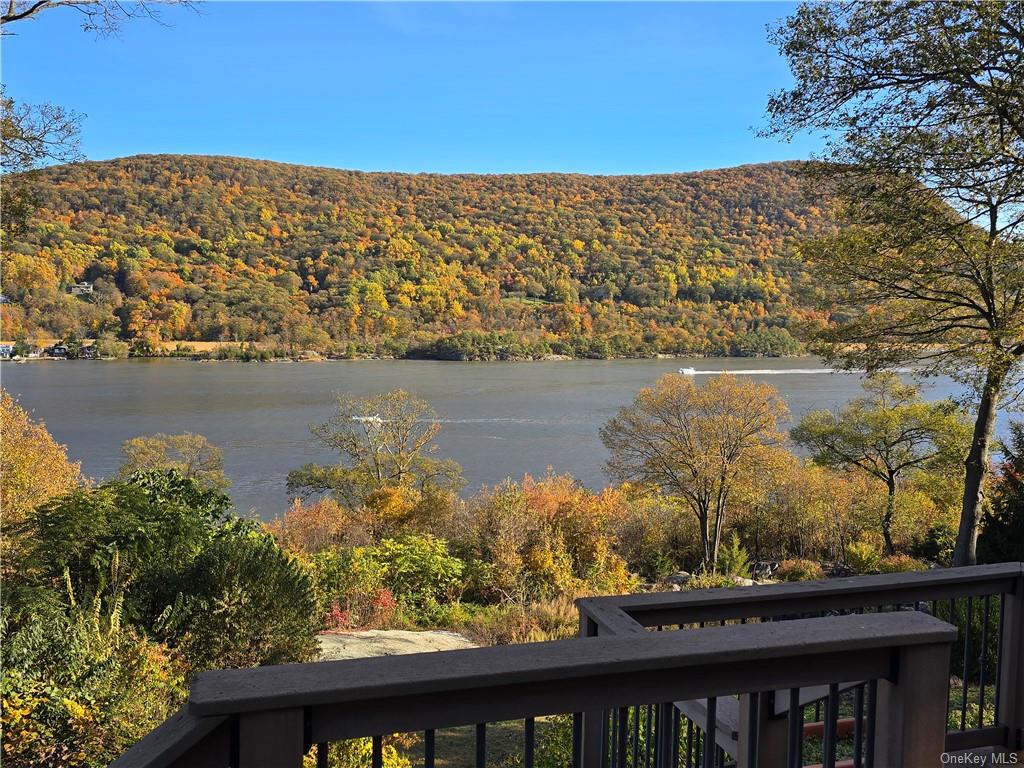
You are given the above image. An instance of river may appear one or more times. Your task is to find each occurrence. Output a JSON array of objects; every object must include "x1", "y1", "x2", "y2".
[{"x1": 1, "y1": 357, "x2": 969, "y2": 520}]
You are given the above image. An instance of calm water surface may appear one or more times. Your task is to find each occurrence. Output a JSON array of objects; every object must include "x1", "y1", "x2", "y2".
[{"x1": 2, "y1": 358, "x2": 966, "y2": 519}]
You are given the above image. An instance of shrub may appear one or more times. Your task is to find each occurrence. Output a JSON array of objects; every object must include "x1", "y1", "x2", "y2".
[
  {"x1": 685, "y1": 573, "x2": 738, "y2": 590},
  {"x1": 530, "y1": 714, "x2": 575, "y2": 768},
  {"x1": 268, "y1": 497, "x2": 351, "y2": 555},
  {"x1": 716, "y1": 532, "x2": 751, "y2": 577},
  {"x1": 878, "y1": 554, "x2": 928, "y2": 573},
  {"x1": 457, "y1": 474, "x2": 637, "y2": 602},
  {"x1": 455, "y1": 597, "x2": 578, "y2": 645},
  {"x1": 14, "y1": 470, "x2": 230, "y2": 628},
  {"x1": 844, "y1": 540, "x2": 882, "y2": 574},
  {"x1": 775, "y1": 558, "x2": 825, "y2": 582},
  {"x1": 159, "y1": 520, "x2": 318, "y2": 670},
  {"x1": 302, "y1": 738, "x2": 410, "y2": 768},
  {"x1": 1, "y1": 594, "x2": 184, "y2": 768},
  {"x1": 94, "y1": 334, "x2": 130, "y2": 359},
  {"x1": 309, "y1": 547, "x2": 389, "y2": 628},
  {"x1": 910, "y1": 521, "x2": 957, "y2": 567},
  {"x1": 375, "y1": 534, "x2": 465, "y2": 611}
]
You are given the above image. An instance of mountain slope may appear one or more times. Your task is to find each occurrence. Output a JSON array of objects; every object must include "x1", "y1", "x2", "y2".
[{"x1": 2, "y1": 154, "x2": 833, "y2": 357}]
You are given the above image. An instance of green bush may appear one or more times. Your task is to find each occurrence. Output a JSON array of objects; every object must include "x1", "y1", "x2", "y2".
[
  {"x1": 910, "y1": 522, "x2": 956, "y2": 567},
  {"x1": 775, "y1": 558, "x2": 825, "y2": 582},
  {"x1": 454, "y1": 597, "x2": 578, "y2": 645},
  {"x1": 310, "y1": 547, "x2": 389, "y2": 628},
  {"x1": 844, "y1": 540, "x2": 882, "y2": 574},
  {"x1": 1, "y1": 593, "x2": 184, "y2": 768},
  {"x1": 685, "y1": 572, "x2": 738, "y2": 590},
  {"x1": 14, "y1": 470, "x2": 230, "y2": 627},
  {"x1": 374, "y1": 535, "x2": 465, "y2": 611},
  {"x1": 716, "y1": 532, "x2": 751, "y2": 577},
  {"x1": 303, "y1": 738, "x2": 410, "y2": 768},
  {"x1": 158, "y1": 520, "x2": 318, "y2": 670},
  {"x1": 878, "y1": 554, "x2": 928, "y2": 573}
]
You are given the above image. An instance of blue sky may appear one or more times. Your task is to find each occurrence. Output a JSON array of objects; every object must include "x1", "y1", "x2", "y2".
[{"x1": 1, "y1": 2, "x2": 821, "y2": 174}]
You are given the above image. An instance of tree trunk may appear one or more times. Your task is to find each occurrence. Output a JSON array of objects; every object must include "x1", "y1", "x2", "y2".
[
  {"x1": 882, "y1": 477, "x2": 897, "y2": 556},
  {"x1": 953, "y1": 366, "x2": 1006, "y2": 566},
  {"x1": 697, "y1": 506, "x2": 713, "y2": 573},
  {"x1": 711, "y1": 500, "x2": 726, "y2": 573}
]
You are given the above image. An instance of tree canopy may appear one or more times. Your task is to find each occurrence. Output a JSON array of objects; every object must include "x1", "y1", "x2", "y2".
[
  {"x1": 767, "y1": 0, "x2": 1024, "y2": 564},
  {"x1": 0, "y1": 389, "x2": 80, "y2": 534},
  {"x1": 601, "y1": 373, "x2": 788, "y2": 572},
  {"x1": 119, "y1": 432, "x2": 229, "y2": 491},
  {"x1": 791, "y1": 373, "x2": 971, "y2": 553}
]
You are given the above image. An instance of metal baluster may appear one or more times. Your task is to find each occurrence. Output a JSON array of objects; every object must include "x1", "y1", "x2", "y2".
[
  {"x1": 632, "y1": 706, "x2": 640, "y2": 768},
  {"x1": 646, "y1": 704, "x2": 654, "y2": 768},
  {"x1": 979, "y1": 594, "x2": 991, "y2": 728},
  {"x1": 703, "y1": 697, "x2": 717, "y2": 768},
  {"x1": 948, "y1": 598, "x2": 957, "y2": 716},
  {"x1": 316, "y1": 742, "x2": 328, "y2": 768},
  {"x1": 618, "y1": 707, "x2": 629, "y2": 768},
  {"x1": 425, "y1": 729, "x2": 436, "y2": 768},
  {"x1": 672, "y1": 707, "x2": 681, "y2": 768},
  {"x1": 786, "y1": 689, "x2": 800, "y2": 768},
  {"x1": 823, "y1": 683, "x2": 838, "y2": 768},
  {"x1": 574, "y1": 713, "x2": 583, "y2": 768},
  {"x1": 865, "y1": 680, "x2": 877, "y2": 768},
  {"x1": 372, "y1": 736, "x2": 383, "y2": 768},
  {"x1": 686, "y1": 718, "x2": 694, "y2": 768},
  {"x1": 476, "y1": 723, "x2": 486, "y2": 768},
  {"x1": 961, "y1": 597, "x2": 973, "y2": 731},
  {"x1": 523, "y1": 719, "x2": 534, "y2": 768},
  {"x1": 853, "y1": 685, "x2": 864, "y2": 768},
  {"x1": 995, "y1": 593, "x2": 1006, "y2": 726},
  {"x1": 604, "y1": 709, "x2": 612, "y2": 767},
  {"x1": 746, "y1": 692, "x2": 760, "y2": 768}
]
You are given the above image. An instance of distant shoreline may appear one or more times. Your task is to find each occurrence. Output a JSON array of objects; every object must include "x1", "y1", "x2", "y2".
[
  {"x1": 0, "y1": 337, "x2": 813, "y2": 364},
  {"x1": 1, "y1": 349, "x2": 811, "y2": 364}
]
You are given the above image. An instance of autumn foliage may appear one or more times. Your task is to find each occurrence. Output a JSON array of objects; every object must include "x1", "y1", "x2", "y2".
[{"x1": 3, "y1": 155, "x2": 829, "y2": 357}]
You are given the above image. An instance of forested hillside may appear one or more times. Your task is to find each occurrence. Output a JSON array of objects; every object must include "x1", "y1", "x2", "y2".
[{"x1": 2, "y1": 155, "x2": 834, "y2": 358}]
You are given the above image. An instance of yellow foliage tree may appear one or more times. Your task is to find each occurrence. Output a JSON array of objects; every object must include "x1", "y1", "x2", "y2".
[
  {"x1": 601, "y1": 373, "x2": 788, "y2": 572},
  {"x1": 1, "y1": 390, "x2": 81, "y2": 558}
]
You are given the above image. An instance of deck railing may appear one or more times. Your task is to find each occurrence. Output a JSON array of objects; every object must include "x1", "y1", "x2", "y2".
[
  {"x1": 578, "y1": 561, "x2": 1024, "y2": 765},
  {"x1": 110, "y1": 563, "x2": 1023, "y2": 768}
]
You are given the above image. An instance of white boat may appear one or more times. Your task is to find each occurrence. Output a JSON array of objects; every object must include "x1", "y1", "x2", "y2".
[{"x1": 678, "y1": 367, "x2": 697, "y2": 375}]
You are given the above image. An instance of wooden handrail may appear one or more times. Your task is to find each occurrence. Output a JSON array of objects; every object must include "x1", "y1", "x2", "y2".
[
  {"x1": 189, "y1": 612, "x2": 952, "y2": 719},
  {"x1": 577, "y1": 562, "x2": 1023, "y2": 628},
  {"x1": 112, "y1": 612, "x2": 956, "y2": 768}
]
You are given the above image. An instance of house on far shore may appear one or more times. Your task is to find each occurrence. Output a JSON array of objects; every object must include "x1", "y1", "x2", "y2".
[
  {"x1": 69, "y1": 281, "x2": 94, "y2": 296},
  {"x1": 0, "y1": 344, "x2": 13, "y2": 359},
  {"x1": 78, "y1": 345, "x2": 97, "y2": 359},
  {"x1": 0, "y1": 293, "x2": 11, "y2": 304},
  {"x1": 49, "y1": 344, "x2": 69, "y2": 358}
]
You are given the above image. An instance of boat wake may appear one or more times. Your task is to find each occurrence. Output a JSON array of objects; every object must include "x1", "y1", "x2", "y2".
[{"x1": 680, "y1": 367, "x2": 917, "y2": 376}]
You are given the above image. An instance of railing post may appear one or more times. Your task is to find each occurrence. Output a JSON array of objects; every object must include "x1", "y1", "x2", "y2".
[
  {"x1": 238, "y1": 708, "x2": 305, "y2": 768},
  {"x1": 578, "y1": 612, "x2": 604, "y2": 768},
  {"x1": 737, "y1": 692, "x2": 786, "y2": 768},
  {"x1": 874, "y1": 642, "x2": 952, "y2": 768},
  {"x1": 997, "y1": 569, "x2": 1024, "y2": 754}
]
